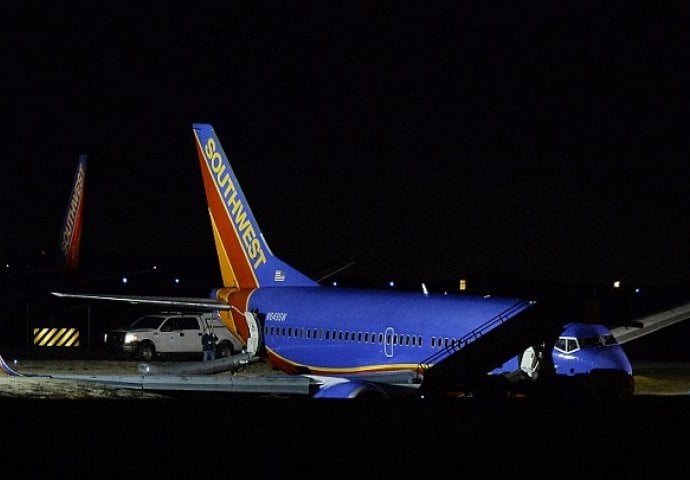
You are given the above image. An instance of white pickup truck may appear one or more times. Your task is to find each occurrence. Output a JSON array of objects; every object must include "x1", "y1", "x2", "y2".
[{"x1": 104, "y1": 311, "x2": 244, "y2": 361}]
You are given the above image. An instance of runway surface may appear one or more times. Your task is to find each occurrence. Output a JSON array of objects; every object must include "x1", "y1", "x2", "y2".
[{"x1": 1, "y1": 357, "x2": 690, "y2": 477}]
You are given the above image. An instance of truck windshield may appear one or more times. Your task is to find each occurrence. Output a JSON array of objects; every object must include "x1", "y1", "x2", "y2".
[{"x1": 130, "y1": 316, "x2": 164, "y2": 329}]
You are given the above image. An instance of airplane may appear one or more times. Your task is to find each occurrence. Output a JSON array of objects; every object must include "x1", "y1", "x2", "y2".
[
  {"x1": 48, "y1": 123, "x2": 651, "y2": 400},
  {"x1": 3, "y1": 154, "x2": 87, "y2": 280},
  {"x1": 1, "y1": 154, "x2": 190, "y2": 350},
  {"x1": 58, "y1": 154, "x2": 87, "y2": 272},
  {"x1": 1, "y1": 154, "x2": 88, "y2": 315},
  {"x1": 2, "y1": 153, "x2": 180, "y2": 297}
]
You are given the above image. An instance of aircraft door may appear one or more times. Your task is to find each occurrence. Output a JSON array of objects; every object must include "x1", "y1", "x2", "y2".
[
  {"x1": 519, "y1": 346, "x2": 540, "y2": 379},
  {"x1": 244, "y1": 311, "x2": 262, "y2": 355},
  {"x1": 384, "y1": 327, "x2": 394, "y2": 358}
]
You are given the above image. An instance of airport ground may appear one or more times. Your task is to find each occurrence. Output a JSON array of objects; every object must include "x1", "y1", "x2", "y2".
[{"x1": 1, "y1": 350, "x2": 690, "y2": 478}]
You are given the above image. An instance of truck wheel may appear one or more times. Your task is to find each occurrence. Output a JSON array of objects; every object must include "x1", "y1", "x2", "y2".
[
  {"x1": 216, "y1": 341, "x2": 234, "y2": 358},
  {"x1": 136, "y1": 342, "x2": 156, "y2": 361}
]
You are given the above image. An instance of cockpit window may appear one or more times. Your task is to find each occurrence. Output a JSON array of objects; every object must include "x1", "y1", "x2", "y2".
[
  {"x1": 579, "y1": 335, "x2": 619, "y2": 348},
  {"x1": 555, "y1": 337, "x2": 579, "y2": 353},
  {"x1": 579, "y1": 337, "x2": 602, "y2": 348},
  {"x1": 555, "y1": 338, "x2": 566, "y2": 351},
  {"x1": 555, "y1": 333, "x2": 618, "y2": 353}
]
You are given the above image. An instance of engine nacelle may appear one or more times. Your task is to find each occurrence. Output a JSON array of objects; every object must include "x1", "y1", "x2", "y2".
[{"x1": 313, "y1": 380, "x2": 388, "y2": 399}]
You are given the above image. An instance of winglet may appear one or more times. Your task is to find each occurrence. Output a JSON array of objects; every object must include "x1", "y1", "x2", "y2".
[
  {"x1": 192, "y1": 124, "x2": 317, "y2": 289},
  {"x1": 57, "y1": 154, "x2": 87, "y2": 271},
  {"x1": 0, "y1": 354, "x2": 23, "y2": 377}
]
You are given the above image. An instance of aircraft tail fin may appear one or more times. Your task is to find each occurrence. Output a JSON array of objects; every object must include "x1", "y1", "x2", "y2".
[
  {"x1": 57, "y1": 154, "x2": 87, "y2": 271},
  {"x1": 192, "y1": 124, "x2": 317, "y2": 289}
]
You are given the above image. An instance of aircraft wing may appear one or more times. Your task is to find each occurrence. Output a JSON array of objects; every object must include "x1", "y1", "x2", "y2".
[
  {"x1": 2, "y1": 352, "x2": 313, "y2": 396},
  {"x1": 48, "y1": 373, "x2": 314, "y2": 395},
  {"x1": 610, "y1": 301, "x2": 690, "y2": 344},
  {"x1": 53, "y1": 371, "x2": 422, "y2": 398},
  {"x1": 51, "y1": 292, "x2": 231, "y2": 310}
]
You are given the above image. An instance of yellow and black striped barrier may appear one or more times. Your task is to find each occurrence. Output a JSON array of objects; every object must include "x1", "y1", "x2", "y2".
[{"x1": 33, "y1": 327, "x2": 80, "y2": 347}]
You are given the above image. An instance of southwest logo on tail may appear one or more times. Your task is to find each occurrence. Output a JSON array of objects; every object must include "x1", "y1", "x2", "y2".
[
  {"x1": 53, "y1": 125, "x2": 647, "y2": 399},
  {"x1": 58, "y1": 154, "x2": 87, "y2": 272},
  {"x1": 2, "y1": 154, "x2": 86, "y2": 279},
  {"x1": 193, "y1": 125, "x2": 316, "y2": 289}
]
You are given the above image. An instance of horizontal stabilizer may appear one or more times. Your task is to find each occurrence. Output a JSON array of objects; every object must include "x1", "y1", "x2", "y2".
[{"x1": 51, "y1": 292, "x2": 231, "y2": 310}]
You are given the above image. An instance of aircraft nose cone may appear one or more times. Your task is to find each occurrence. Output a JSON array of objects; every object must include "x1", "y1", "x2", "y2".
[{"x1": 595, "y1": 347, "x2": 632, "y2": 375}]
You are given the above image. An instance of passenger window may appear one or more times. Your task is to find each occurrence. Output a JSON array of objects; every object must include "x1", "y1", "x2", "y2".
[{"x1": 160, "y1": 320, "x2": 172, "y2": 333}]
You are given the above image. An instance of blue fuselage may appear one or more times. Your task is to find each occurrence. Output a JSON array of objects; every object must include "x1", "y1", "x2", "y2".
[
  {"x1": 234, "y1": 287, "x2": 632, "y2": 379},
  {"x1": 244, "y1": 287, "x2": 526, "y2": 373}
]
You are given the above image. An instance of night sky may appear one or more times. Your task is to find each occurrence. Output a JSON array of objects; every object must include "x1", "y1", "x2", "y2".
[{"x1": 3, "y1": 3, "x2": 690, "y2": 297}]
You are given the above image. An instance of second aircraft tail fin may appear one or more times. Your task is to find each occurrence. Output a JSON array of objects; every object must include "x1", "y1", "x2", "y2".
[{"x1": 57, "y1": 154, "x2": 87, "y2": 272}]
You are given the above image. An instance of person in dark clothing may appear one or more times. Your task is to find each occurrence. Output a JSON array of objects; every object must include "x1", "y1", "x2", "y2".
[{"x1": 201, "y1": 325, "x2": 218, "y2": 361}]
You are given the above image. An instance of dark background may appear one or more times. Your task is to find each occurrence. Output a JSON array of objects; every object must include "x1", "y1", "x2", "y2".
[
  {"x1": 2, "y1": 4, "x2": 689, "y2": 315},
  {"x1": 3, "y1": 5, "x2": 690, "y2": 469}
]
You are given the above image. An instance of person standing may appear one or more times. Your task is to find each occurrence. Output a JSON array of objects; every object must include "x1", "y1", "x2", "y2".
[{"x1": 201, "y1": 325, "x2": 218, "y2": 361}]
